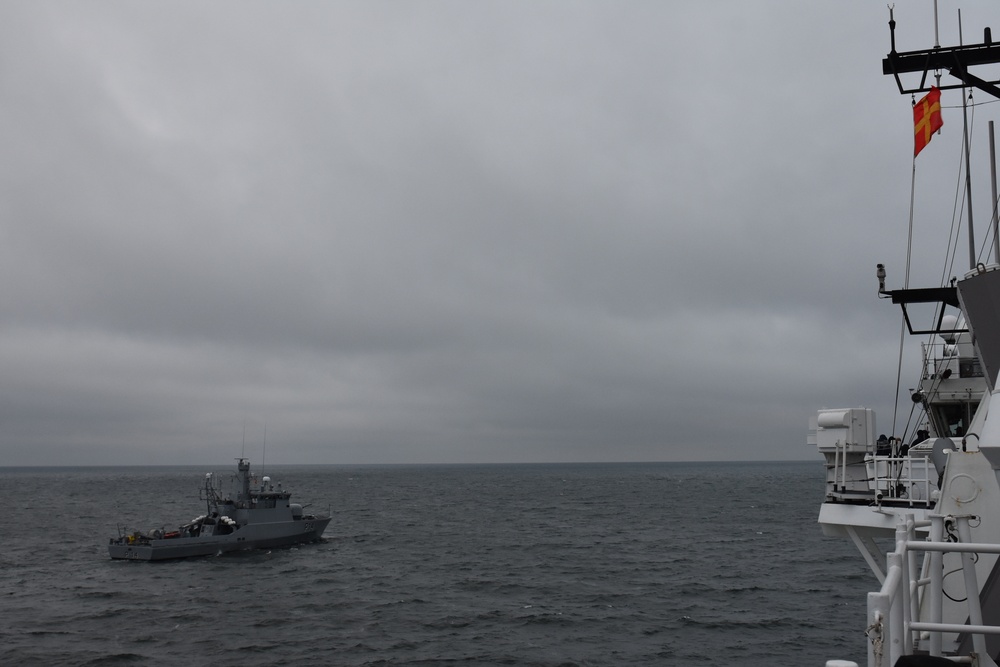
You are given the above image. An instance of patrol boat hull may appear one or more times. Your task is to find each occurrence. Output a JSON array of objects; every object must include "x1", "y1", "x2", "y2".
[{"x1": 108, "y1": 518, "x2": 331, "y2": 561}]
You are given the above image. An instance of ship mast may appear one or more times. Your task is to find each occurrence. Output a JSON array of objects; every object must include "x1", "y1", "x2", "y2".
[
  {"x1": 885, "y1": 8, "x2": 1000, "y2": 269},
  {"x1": 880, "y1": 10, "x2": 1000, "y2": 333}
]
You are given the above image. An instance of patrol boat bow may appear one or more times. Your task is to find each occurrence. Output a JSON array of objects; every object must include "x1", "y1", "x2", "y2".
[{"x1": 108, "y1": 458, "x2": 331, "y2": 561}]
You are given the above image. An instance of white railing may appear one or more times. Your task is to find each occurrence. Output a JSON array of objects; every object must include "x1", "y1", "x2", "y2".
[
  {"x1": 921, "y1": 341, "x2": 983, "y2": 381},
  {"x1": 826, "y1": 444, "x2": 935, "y2": 506},
  {"x1": 865, "y1": 514, "x2": 1000, "y2": 667},
  {"x1": 866, "y1": 454, "x2": 936, "y2": 505}
]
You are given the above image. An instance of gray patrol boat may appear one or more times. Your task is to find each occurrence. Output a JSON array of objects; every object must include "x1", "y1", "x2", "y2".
[{"x1": 108, "y1": 458, "x2": 331, "y2": 560}]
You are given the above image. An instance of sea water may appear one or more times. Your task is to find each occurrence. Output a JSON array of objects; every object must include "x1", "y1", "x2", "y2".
[{"x1": 0, "y1": 461, "x2": 871, "y2": 665}]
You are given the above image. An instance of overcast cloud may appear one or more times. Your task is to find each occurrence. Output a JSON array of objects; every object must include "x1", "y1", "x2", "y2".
[{"x1": 1, "y1": 1, "x2": 994, "y2": 465}]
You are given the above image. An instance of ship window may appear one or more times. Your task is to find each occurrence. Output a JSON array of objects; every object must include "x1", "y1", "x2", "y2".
[
  {"x1": 960, "y1": 358, "x2": 984, "y2": 378},
  {"x1": 935, "y1": 404, "x2": 970, "y2": 437}
]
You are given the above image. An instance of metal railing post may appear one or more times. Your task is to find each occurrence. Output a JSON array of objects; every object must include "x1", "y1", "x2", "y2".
[
  {"x1": 888, "y1": 550, "x2": 905, "y2": 664},
  {"x1": 955, "y1": 517, "x2": 991, "y2": 661},
  {"x1": 904, "y1": 516, "x2": 918, "y2": 651},
  {"x1": 929, "y1": 515, "x2": 944, "y2": 656}
]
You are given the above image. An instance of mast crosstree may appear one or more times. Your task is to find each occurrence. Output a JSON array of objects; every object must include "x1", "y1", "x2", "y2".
[{"x1": 884, "y1": 16, "x2": 1000, "y2": 99}]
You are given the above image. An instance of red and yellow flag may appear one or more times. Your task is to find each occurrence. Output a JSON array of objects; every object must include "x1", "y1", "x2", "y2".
[{"x1": 914, "y1": 86, "x2": 943, "y2": 157}]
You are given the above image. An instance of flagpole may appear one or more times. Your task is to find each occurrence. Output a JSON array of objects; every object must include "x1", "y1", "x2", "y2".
[
  {"x1": 963, "y1": 94, "x2": 976, "y2": 269},
  {"x1": 991, "y1": 121, "x2": 1000, "y2": 264},
  {"x1": 933, "y1": 0, "x2": 940, "y2": 49},
  {"x1": 959, "y1": 9, "x2": 977, "y2": 270}
]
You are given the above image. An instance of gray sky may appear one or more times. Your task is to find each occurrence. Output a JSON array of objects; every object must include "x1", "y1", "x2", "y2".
[{"x1": 1, "y1": 1, "x2": 994, "y2": 465}]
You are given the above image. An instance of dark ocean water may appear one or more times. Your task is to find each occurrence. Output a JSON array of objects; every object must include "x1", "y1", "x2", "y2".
[{"x1": 0, "y1": 461, "x2": 871, "y2": 666}]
